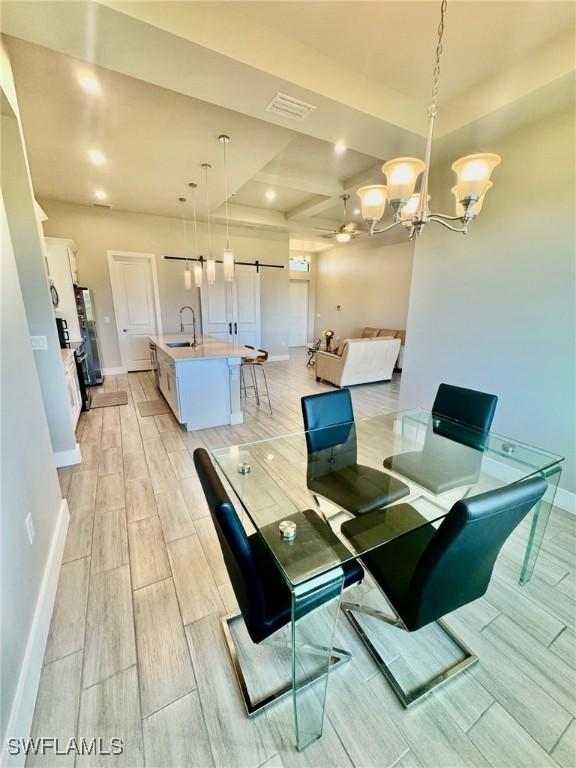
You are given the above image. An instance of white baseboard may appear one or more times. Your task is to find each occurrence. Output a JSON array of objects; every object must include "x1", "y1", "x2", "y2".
[
  {"x1": 555, "y1": 486, "x2": 576, "y2": 515},
  {"x1": 268, "y1": 354, "x2": 289, "y2": 362},
  {"x1": 102, "y1": 366, "x2": 127, "y2": 375},
  {"x1": 53, "y1": 442, "x2": 81, "y2": 468},
  {"x1": 2, "y1": 498, "x2": 70, "y2": 767}
]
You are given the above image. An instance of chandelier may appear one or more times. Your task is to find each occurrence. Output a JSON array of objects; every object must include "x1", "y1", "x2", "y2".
[{"x1": 356, "y1": 0, "x2": 501, "y2": 240}]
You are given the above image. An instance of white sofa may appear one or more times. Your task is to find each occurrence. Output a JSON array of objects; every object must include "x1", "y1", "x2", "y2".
[{"x1": 315, "y1": 337, "x2": 401, "y2": 388}]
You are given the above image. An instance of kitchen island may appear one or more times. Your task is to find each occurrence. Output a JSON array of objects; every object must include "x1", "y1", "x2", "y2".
[{"x1": 148, "y1": 334, "x2": 256, "y2": 431}]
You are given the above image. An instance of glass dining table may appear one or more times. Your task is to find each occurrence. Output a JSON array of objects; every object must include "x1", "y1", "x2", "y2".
[{"x1": 212, "y1": 409, "x2": 564, "y2": 751}]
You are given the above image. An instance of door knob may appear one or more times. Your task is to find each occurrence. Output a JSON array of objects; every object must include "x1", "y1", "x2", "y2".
[{"x1": 123, "y1": 329, "x2": 128, "y2": 332}]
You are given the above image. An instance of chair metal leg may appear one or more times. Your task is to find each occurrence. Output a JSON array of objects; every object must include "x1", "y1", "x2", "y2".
[
  {"x1": 221, "y1": 612, "x2": 351, "y2": 718},
  {"x1": 340, "y1": 602, "x2": 478, "y2": 708}
]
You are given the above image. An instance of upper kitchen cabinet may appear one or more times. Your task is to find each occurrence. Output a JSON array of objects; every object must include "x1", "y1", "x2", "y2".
[{"x1": 45, "y1": 237, "x2": 81, "y2": 341}]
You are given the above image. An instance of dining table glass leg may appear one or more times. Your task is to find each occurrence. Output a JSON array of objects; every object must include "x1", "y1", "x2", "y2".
[
  {"x1": 290, "y1": 568, "x2": 344, "y2": 751},
  {"x1": 519, "y1": 465, "x2": 562, "y2": 585}
]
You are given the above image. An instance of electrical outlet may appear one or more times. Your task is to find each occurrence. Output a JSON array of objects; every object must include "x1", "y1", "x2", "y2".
[
  {"x1": 30, "y1": 335, "x2": 48, "y2": 350},
  {"x1": 103, "y1": 316, "x2": 111, "y2": 324},
  {"x1": 25, "y1": 513, "x2": 35, "y2": 544}
]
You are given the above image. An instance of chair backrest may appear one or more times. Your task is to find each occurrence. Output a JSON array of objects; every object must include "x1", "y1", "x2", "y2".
[
  {"x1": 302, "y1": 389, "x2": 355, "y2": 454},
  {"x1": 193, "y1": 448, "x2": 267, "y2": 641},
  {"x1": 432, "y1": 383, "x2": 498, "y2": 433},
  {"x1": 406, "y1": 476, "x2": 547, "y2": 629},
  {"x1": 301, "y1": 388, "x2": 354, "y2": 431}
]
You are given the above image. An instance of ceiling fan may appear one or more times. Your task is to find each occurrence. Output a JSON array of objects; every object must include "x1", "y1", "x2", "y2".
[{"x1": 318, "y1": 194, "x2": 359, "y2": 243}]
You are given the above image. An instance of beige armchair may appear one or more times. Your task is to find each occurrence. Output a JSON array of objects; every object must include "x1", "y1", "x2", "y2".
[{"x1": 315, "y1": 337, "x2": 401, "y2": 388}]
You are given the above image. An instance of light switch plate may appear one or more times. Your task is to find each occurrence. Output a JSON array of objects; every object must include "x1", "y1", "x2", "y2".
[{"x1": 30, "y1": 335, "x2": 48, "y2": 350}]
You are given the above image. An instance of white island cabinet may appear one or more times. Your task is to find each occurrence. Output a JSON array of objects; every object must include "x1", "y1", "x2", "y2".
[{"x1": 149, "y1": 335, "x2": 255, "y2": 431}]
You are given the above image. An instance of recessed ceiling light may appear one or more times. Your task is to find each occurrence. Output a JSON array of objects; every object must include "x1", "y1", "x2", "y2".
[
  {"x1": 89, "y1": 150, "x2": 106, "y2": 166},
  {"x1": 79, "y1": 74, "x2": 100, "y2": 94},
  {"x1": 265, "y1": 189, "x2": 276, "y2": 201},
  {"x1": 334, "y1": 142, "x2": 347, "y2": 155},
  {"x1": 94, "y1": 190, "x2": 107, "y2": 201}
]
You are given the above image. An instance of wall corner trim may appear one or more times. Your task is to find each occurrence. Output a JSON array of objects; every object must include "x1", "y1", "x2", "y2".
[
  {"x1": 1, "y1": 498, "x2": 70, "y2": 767},
  {"x1": 53, "y1": 442, "x2": 81, "y2": 468}
]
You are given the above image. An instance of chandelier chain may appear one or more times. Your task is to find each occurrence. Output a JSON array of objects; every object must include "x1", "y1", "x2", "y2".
[{"x1": 430, "y1": 0, "x2": 448, "y2": 113}]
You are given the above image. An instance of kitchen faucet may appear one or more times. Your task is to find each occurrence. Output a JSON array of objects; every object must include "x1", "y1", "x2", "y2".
[{"x1": 179, "y1": 305, "x2": 197, "y2": 346}]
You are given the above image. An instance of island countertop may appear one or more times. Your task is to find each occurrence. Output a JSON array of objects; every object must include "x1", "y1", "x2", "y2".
[{"x1": 148, "y1": 334, "x2": 257, "y2": 362}]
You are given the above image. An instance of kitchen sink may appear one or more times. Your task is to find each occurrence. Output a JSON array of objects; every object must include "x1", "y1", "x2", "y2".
[{"x1": 166, "y1": 341, "x2": 194, "y2": 348}]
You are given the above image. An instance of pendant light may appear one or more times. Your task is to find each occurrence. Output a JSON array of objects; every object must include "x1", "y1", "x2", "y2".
[
  {"x1": 188, "y1": 182, "x2": 203, "y2": 288},
  {"x1": 219, "y1": 134, "x2": 235, "y2": 282},
  {"x1": 356, "y1": 0, "x2": 500, "y2": 239},
  {"x1": 178, "y1": 197, "x2": 192, "y2": 289},
  {"x1": 202, "y1": 163, "x2": 216, "y2": 285}
]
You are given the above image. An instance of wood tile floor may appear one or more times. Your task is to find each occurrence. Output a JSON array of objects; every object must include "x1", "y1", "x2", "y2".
[{"x1": 31, "y1": 350, "x2": 575, "y2": 767}]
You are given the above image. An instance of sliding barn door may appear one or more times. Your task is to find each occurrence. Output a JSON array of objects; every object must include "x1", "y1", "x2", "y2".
[{"x1": 200, "y1": 264, "x2": 260, "y2": 347}]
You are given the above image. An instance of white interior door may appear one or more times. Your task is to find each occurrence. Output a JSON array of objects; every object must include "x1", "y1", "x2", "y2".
[
  {"x1": 232, "y1": 265, "x2": 260, "y2": 347},
  {"x1": 108, "y1": 252, "x2": 160, "y2": 371},
  {"x1": 288, "y1": 279, "x2": 309, "y2": 347},
  {"x1": 199, "y1": 264, "x2": 233, "y2": 342}
]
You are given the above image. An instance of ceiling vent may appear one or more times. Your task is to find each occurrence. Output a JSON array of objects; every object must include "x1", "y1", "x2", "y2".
[
  {"x1": 266, "y1": 92, "x2": 316, "y2": 121},
  {"x1": 91, "y1": 202, "x2": 112, "y2": 209}
]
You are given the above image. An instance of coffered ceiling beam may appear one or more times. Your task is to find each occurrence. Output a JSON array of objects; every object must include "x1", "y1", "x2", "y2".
[
  {"x1": 286, "y1": 162, "x2": 384, "y2": 220},
  {"x1": 211, "y1": 202, "x2": 287, "y2": 229},
  {"x1": 252, "y1": 170, "x2": 344, "y2": 198}
]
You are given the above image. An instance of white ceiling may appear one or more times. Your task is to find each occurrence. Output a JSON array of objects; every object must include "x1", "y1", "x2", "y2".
[
  {"x1": 231, "y1": 1, "x2": 575, "y2": 105},
  {"x1": 3, "y1": 0, "x2": 574, "y2": 247},
  {"x1": 5, "y1": 35, "x2": 388, "y2": 237}
]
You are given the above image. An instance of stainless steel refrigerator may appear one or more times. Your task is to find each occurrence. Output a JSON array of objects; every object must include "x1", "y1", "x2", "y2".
[{"x1": 74, "y1": 286, "x2": 103, "y2": 385}]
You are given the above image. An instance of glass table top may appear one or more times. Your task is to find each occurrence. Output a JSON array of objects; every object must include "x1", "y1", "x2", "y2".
[{"x1": 213, "y1": 409, "x2": 564, "y2": 588}]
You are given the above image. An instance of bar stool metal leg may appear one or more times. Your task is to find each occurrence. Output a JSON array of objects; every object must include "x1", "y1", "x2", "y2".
[
  {"x1": 249, "y1": 364, "x2": 260, "y2": 405},
  {"x1": 258, "y1": 364, "x2": 273, "y2": 415}
]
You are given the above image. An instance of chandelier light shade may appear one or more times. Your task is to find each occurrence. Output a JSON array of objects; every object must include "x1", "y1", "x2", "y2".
[
  {"x1": 219, "y1": 134, "x2": 235, "y2": 282},
  {"x1": 356, "y1": 185, "x2": 387, "y2": 222},
  {"x1": 184, "y1": 266, "x2": 192, "y2": 289},
  {"x1": 355, "y1": 0, "x2": 500, "y2": 239},
  {"x1": 452, "y1": 181, "x2": 492, "y2": 217},
  {"x1": 381, "y1": 158, "x2": 426, "y2": 202},
  {"x1": 336, "y1": 231, "x2": 352, "y2": 243},
  {"x1": 400, "y1": 193, "x2": 429, "y2": 226},
  {"x1": 451, "y1": 154, "x2": 501, "y2": 200}
]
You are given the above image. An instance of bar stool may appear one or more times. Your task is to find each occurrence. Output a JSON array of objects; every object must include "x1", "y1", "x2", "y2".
[{"x1": 241, "y1": 346, "x2": 273, "y2": 415}]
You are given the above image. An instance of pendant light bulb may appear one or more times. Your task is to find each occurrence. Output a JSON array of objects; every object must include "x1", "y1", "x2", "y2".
[
  {"x1": 178, "y1": 197, "x2": 191, "y2": 290},
  {"x1": 223, "y1": 248, "x2": 234, "y2": 282},
  {"x1": 206, "y1": 258, "x2": 216, "y2": 285},
  {"x1": 202, "y1": 163, "x2": 216, "y2": 285},
  {"x1": 219, "y1": 134, "x2": 235, "y2": 282},
  {"x1": 194, "y1": 261, "x2": 203, "y2": 287}
]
